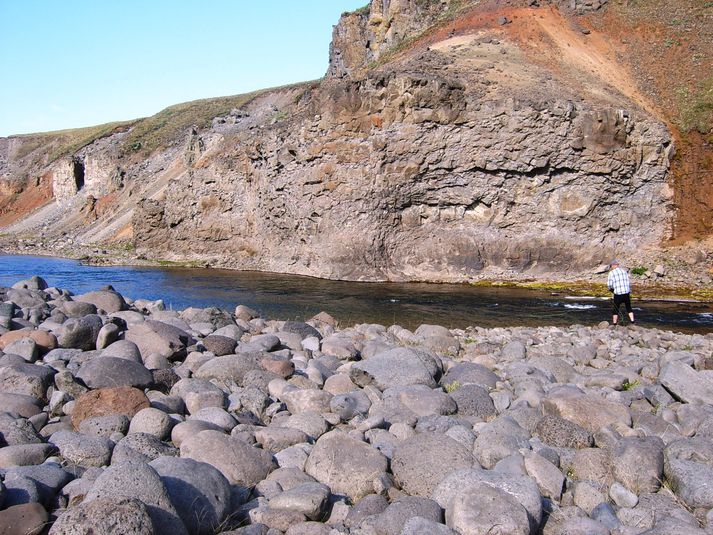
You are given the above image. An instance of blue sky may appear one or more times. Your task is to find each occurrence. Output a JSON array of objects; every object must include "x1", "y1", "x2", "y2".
[{"x1": 0, "y1": 1, "x2": 366, "y2": 137}]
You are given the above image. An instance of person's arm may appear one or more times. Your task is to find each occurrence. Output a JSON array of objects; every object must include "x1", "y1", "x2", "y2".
[{"x1": 607, "y1": 271, "x2": 614, "y2": 291}]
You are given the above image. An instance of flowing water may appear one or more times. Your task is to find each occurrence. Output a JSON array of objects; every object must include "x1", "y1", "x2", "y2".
[{"x1": 1, "y1": 254, "x2": 712, "y2": 333}]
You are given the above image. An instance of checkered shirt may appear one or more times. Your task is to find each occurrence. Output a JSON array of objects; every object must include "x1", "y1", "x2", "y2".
[{"x1": 607, "y1": 267, "x2": 631, "y2": 295}]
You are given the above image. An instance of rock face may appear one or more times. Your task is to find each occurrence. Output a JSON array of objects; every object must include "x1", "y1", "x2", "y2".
[{"x1": 0, "y1": 1, "x2": 677, "y2": 283}]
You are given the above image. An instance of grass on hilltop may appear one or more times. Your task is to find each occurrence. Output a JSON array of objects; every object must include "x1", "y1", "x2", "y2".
[
  {"x1": 119, "y1": 92, "x2": 266, "y2": 157},
  {"x1": 14, "y1": 121, "x2": 136, "y2": 163}
]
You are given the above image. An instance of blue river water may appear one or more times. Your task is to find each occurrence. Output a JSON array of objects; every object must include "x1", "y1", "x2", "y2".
[{"x1": 1, "y1": 255, "x2": 712, "y2": 333}]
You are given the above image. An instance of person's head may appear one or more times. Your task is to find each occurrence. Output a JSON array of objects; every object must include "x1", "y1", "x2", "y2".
[{"x1": 610, "y1": 260, "x2": 620, "y2": 270}]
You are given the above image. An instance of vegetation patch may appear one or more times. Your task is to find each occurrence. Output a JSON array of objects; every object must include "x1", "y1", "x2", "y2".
[
  {"x1": 676, "y1": 76, "x2": 713, "y2": 134},
  {"x1": 120, "y1": 92, "x2": 263, "y2": 157},
  {"x1": 631, "y1": 266, "x2": 648, "y2": 276}
]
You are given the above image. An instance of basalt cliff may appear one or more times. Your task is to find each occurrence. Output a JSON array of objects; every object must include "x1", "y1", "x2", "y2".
[{"x1": 1, "y1": 0, "x2": 711, "y2": 283}]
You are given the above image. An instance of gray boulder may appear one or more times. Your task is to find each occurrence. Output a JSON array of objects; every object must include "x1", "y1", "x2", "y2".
[
  {"x1": 611, "y1": 436, "x2": 664, "y2": 494},
  {"x1": 129, "y1": 407, "x2": 174, "y2": 440},
  {"x1": 150, "y1": 456, "x2": 232, "y2": 535},
  {"x1": 49, "y1": 497, "x2": 155, "y2": 534},
  {"x1": 85, "y1": 459, "x2": 187, "y2": 535},
  {"x1": 268, "y1": 482, "x2": 331, "y2": 521},
  {"x1": 0, "y1": 362, "x2": 55, "y2": 398},
  {"x1": 449, "y1": 384, "x2": 495, "y2": 420},
  {"x1": 75, "y1": 290, "x2": 128, "y2": 314},
  {"x1": 58, "y1": 314, "x2": 103, "y2": 350},
  {"x1": 125, "y1": 320, "x2": 194, "y2": 360},
  {"x1": 76, "y1": 356, "x2": 153, "y2": 389},
  {"x1": 433, "y1": 469, "x2": 542, "y2": 533},
  {"x1": 391, "y1": 432, "x2": 475, "y2": 497},
  {"x1": 49, "y1": 430, "x2": 114, "y2": 467},
  {"x1": 4, "y1": 463, "x2": 73, "y2": 507},
  {"x1": 350, "y1": 347, "x2": 441, "y2": 390},
  {"x1": 111, "y1": 432, "x2": 178, "y2": 464},
  {"x1": 664, "y1": 458, "x2": 713, "y2": 509},
  {"x1": 441, "y1": 362, "x2": 500, "y2": 391},
  {"x1": 304, "y1": 430, "x2": 388, "y2": 501},
  {"x1": 660, "y1": 360, "x2": 713, "y2": 404},
  {"x1": 78, "y1": 414, "x2": 130, "y2": 438},
  {"x1": 0, "y1": 413, "x2": 44, "y2": 446},
  {"x1": 0, "y1": 444, "x2": 54, "y2": 468},
  {"x1": 358, "y1": 496, "x2": 443, "y2": 535},
  {"x1": 473, "y1": 416, "x2": 531, "y2": 469},
  {"x1": 100, "y1": 340, "x2": 143, "y2": 362},
  {"x1": 282, "y1": 321, "x2": 322, "y2": 340},
  {"x1": 180, "y1": 430, "x2": 275, "y2": 490},
  {"x1": 446, "y1": 482, "x2": 529, "y2": 535},
  {"x1": 194, "y1": 354, "x2": 262, "y2": 384}
]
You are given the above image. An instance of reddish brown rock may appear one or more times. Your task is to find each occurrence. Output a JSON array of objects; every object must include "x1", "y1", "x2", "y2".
[
  {"x1": 0, "y1": 503, "x2": 49, "y2": 535},
  {"x1": 0, "y1": 330, "x2": 58, "y2": 354},
  {"x1": 71, "y1": 386, "x2": 150, "y2": 430},
  {"x1": 261, "y1": 356, "x2": 295, "y2": 378}
]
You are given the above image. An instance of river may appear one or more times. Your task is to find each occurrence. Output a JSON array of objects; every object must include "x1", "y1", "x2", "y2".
[{"x1": 1, "y1": 255, "x2": 712, "y2": 333}]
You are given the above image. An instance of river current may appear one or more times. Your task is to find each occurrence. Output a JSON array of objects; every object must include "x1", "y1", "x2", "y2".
[{"x1": 1, "y1": 255, "x2": 712, "y2": 333}]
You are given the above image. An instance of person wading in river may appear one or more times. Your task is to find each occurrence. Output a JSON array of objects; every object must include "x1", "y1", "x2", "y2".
[{"x1": 607, "y1": 260, "x2": 635, "y2": 326}]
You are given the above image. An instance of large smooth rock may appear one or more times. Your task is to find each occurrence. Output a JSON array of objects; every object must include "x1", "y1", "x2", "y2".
[
  {"x1": 0, "y1": 444, "x2": 54, "y2": 468},
  {"x1": 664, "y1": 458, "x2": 713, "y2": 509},
  {"x1": 433, "y1": 469, "x2": 542, "y2": 533},
  {"x1": 4, "y1": 463, "x2": 73, "y2": 507},
  {"x1": 111, "y1": 433, "x2": 178, "y2": 464},
  {"x1": 194, "y1": 354, "x2": 262, "y2": 384},
  {"x1": 150, "y1": 456, "x2": 232, "y2": 535},
  {"x1": 446, "y1": 482, "x2": 529, "y2": 535},
  {"x1": 281, "y1": 388, "x2": 333, "y2": 414},
  {"x1": 0, "y1": 393, "x2": 43, "y2": 419},
  {"x1": 58, "y1": 315, "x2": 103, "y2": 350},
  {"x1": 129, "y1": 407, "x2": 174, "y2": 440},
  {"x1": 392, "y1": 432, "x2": 475, "y2": 497},
  {"x1": 75, "y1": 290, "x2": 127, "y2": 314},
  {"x1": 0, "y1": 503, "x2": 48, "y2": 535},
  {"x1": 611, "y1": 436, "x2": 664, "y2": 494},
  {"x1": 350, "y1": 347, "x2": 441, "y2": 390},
  {"x1": 282, "y1": 321, "x2": 322, "y2": 340},
  {"x1": 76, "y1": 357, "x2": 153, "y2": 389},
  {"x1": 441, "y1": 362, "x2": 500, "y2": 391},
  {"x1": 304, "y1": 430, "x2": 388, "y2": 501},
  {"x1": 180, "y1": 430, "x2": 275, "y2": 490},
  {"x1": 268, "y1": 482, "x2": 331, "y2": 521},
  {"x1": 0, "y1": 362, "x2": 54, "y2": 398},
  {"x1": 100, "y1": 340, "x2": 143, "y2": 362},
  {"x1": 71, "y1": 387, "x2": 150, "y2": 429},
  {"x1": 543, "y1": 388, "x2": 631, "y2": 433},
  {"x1": 49, "y1": 497, "x2": 154, "y2": 535},
  {"x1": 0, "y1": 330, "x2": 57, "y2": 356},
  {"x1": 49, "y1": 431, "x2": 114, "y2": 468},
  {"x1": 85, "y1": 459, "x2": 187, "y2": 535},
  {"x1": 357, "y1": 496, "x2": 443, "y2": 535},
  {"x1": 125, "y1": 320, "x2": 194, "y2": 360},
  {"x1": 660, "y1": 360, "x2": 713, "y2": 404}
]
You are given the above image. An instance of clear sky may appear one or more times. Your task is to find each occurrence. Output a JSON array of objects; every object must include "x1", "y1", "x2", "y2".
[{"x1": 0, "y1": 0, "x2": 366, "y2": 137}]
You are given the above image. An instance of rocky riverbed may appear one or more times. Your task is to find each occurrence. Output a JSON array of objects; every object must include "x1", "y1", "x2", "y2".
[{"x1": 0, "y1": 276, "x2": 712, "y2": 534}]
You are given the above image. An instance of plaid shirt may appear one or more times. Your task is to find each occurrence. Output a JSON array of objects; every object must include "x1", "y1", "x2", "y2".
[{"x1": 607, "y1": 267, "x2": 631, "y2": 295}]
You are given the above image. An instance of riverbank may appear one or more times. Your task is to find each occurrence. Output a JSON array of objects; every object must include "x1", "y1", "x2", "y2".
[
  {"x1": 2, "y1": 235, "x2": 712, "y2": 303},
  {"x1": 1, "y1": 276, "x2": 713, "y2": 534}
]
